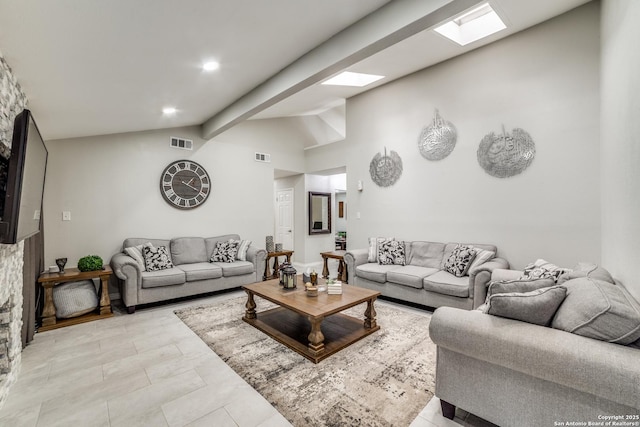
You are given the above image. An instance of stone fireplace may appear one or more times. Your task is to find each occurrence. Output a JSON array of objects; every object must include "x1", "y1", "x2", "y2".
[{"x1": 0, "y1": 242, "x2": 24, "y2": 407}]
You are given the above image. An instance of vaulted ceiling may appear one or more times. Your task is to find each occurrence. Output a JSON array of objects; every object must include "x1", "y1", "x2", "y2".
[{"x1": 0, "y1": 0, "x2": 590, "y2": 142}]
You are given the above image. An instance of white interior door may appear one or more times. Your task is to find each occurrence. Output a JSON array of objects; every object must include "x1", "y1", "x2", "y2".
[{"x1": 276, "y1": 188, "x2": 294, "y2": 251}]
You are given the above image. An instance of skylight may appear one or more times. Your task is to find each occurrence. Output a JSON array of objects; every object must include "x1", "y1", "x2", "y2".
[
  {"x1": 322, "y1": 71, "x2": 385, "y2": 87},
  {"x1": 434, "y1": 3, "x2": 506, "y2": 46}
]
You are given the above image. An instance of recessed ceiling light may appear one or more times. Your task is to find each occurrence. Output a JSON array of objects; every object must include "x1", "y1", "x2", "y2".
[
  {"x1": 434, "y1": 3, "x2": 506, "y2": 46},
  {"x1": 202, "y1": 61, "x2": 220, "y2": 72},
  {"x1": 322, "y1": 71, "x2": 385, "y2": 87},
  {"x1": 162, "y1": 107, "x2": 177, "y2": 115}
]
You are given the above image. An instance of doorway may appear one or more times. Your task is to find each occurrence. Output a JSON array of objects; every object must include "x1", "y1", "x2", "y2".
[{"x1": 276, "y1": 188, "x2": 294, "y2": 251}]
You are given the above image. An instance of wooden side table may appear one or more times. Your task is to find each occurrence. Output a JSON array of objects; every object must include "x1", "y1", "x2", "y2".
[
  {"x1": 38, "y1": 266, "x2": 113, "y2": 332},
  {"x1": 263, "y1": 250, "x2": 294, "y2": 281},
  {"x1": 320, "y1": 250, "x2": 348, "y2": 283}
]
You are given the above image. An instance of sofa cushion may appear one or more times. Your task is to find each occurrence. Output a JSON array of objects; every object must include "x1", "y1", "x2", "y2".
[
  {"x1": 368, "y1": 237, "x2": 393, "y2": 263},
  {"x1": 141, "y1": 267, "x2": 186, "y2": 288},
  {"x1": 521, "y1": 259, "x2": 571, "y2": 283},
  {"x1": 213, "y1": 261, "x2": 255, "y2": 277},
  {"x1": 441, "y1": 243, "x2": 496, "y2": 269},
  {"x1": 230, "y1": 239, "x2": 252, "y2": 261},
  {"x1": 487, "y1": 278, "x2": 556, "y2": 299},
  {"x1": 124, "y1": 243, "x2": 149, "y2": 272},
  {"x1": 468, "y1": 248, "x2": 495, "y2": 274},
  {"x1": 423, "y1": 271, "x2": 469, "y2": 297},
  {"x1": 171, "y1": 237, "x2": 208, "y2": 265},
  {"x1": 557, "y1": 262, "x2": 615, "y2": 285},
  {"x1": 143, "y1": 245, "x2": 174, "y2": 272},
  {"x1": 378, "y1": 239, "x2": 406, "y2": 265},
  {"x1": 484, "y1": 286, "x2": 567, "y2": 326},
  {"x1": 177, "y1": 262, "x2": 223, "y2": 281},
  {"x1": 210, "y1": 240, "x2": 238, "y2": 263},
  {"x1": 386, "y1": 266, "x2": 439, "y2": 289},
  {"x1": 355, "y1": 263, "x2": 401, "y2": 283},
  {"x1": 443, "y1": 244, "x2": 477, "y2": 277},
  {"x1": 205, "y1": 235, "x2": 241, "y2": 260},
  {"x1": 406, "y1": 241, "x2": 445, "y2": 268},
  {"x1": 552, "y1": 278, "x2": 640, "y2": 345}
]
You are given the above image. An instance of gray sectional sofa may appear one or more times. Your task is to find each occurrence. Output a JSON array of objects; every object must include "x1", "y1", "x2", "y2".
[
  {"x1": 430, "y1": 267, "x2": 640, "y2": 426},
  {"x1": 110, "y1": 234, "x2": 266, "y2": 313},
  {"x1": 344, "y1": 241, "x2": 509, "y2": 310}
]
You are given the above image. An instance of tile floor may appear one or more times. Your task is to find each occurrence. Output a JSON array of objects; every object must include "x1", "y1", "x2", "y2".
[{"x1": 0, "y1": 263, "x2": 488, "y2": 426}]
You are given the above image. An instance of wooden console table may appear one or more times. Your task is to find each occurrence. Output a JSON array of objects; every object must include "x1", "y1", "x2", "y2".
[
  {"x1": 263, "y1": 250, "x2": 294, "y2": 281},
  {"x1": 38, "y1": 266, "x2": 113, "y2": 332},
  {"x1": 321, "y1": 250, "x2": 348, "y2": 283}
]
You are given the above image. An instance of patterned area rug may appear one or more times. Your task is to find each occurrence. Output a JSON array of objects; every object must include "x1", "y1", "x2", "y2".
[{"x1": 175, "y1": 297, "x2": 436, "y2": 427}]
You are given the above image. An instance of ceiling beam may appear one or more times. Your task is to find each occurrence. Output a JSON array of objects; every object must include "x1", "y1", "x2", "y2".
[{"x1": 201, "y1": 0, "x2": 482, "y2": 140}]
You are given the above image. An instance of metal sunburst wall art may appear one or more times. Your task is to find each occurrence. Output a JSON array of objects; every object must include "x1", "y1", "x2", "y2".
[
  {"x1": 369, "y1": 147, "x2": 403, "y2": 187},
  {"x1": 418, "y1": 109, "x2": 457, "y2": 161},
  {"x1": 477, "y1": 125, "x2": 536, "y2": 178}
]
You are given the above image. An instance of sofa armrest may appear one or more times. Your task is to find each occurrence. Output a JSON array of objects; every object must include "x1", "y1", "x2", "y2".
[
  {"x1": 468, "y1": 258, "x2": 510, "y2": 309},
  {"x1": 429, "y1": 307, "x2": 640, "y2": 409},
  {"x1": 246, "y1": 246, "x2": 266, "y2": 282},
  {"x1": 344, "y1": 248, "x2": 369, "y2": 283},
  {"x1": 110, "y1": 252, "x2": 141, "y2": 308}
]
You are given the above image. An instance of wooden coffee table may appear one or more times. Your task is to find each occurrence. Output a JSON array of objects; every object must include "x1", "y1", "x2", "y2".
[{"x1": 242, "y1": 277, "x2": 380, "y2": 363}]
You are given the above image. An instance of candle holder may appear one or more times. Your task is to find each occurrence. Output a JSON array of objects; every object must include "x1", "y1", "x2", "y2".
[{"x1": 55, "y1": 258, "x2": 67, "y2": 274}]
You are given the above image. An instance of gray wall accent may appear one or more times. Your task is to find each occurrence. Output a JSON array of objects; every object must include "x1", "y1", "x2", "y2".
[
  {"x1": 601, "y1": 0, "x2": 640, "y2": 302},
  {"x1": 43, "y1": 118, "x2": 311, "y2": 280},
  {"x1": 311, "y1": 2, "x2": 601, "y2": 269}
]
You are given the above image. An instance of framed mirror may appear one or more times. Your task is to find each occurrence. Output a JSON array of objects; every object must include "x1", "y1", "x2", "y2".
[{"x1": 308, "y1": 191, "x2": 331, "y2": 235}]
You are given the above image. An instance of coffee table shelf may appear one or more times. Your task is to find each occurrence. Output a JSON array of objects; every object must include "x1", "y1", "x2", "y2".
[{"x1": 242, "y1": 278, "x2": 380, "y2": 363}]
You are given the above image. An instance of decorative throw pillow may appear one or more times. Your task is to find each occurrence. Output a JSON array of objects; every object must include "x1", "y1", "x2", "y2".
[
  {"x1": 484, "y1": 286, "x2": 567, "y2": 326},
  {"x1": 210, "y1": 241, "x2": 238, "y2": 263},
  {"x1": 467, "y1": 248, "x2": 495, "y2": 274},
  {"x1": 124, "y1": 243, "x2": 149, "y2": 272},
  {"x1": 552, "y1": 278, "x2": 640, "y2": 345},
  {"x1": 521, "y1": 259, "x2": 572, "y2": 283},
  {"x1": 487, "y1": 278, "x2": 556, "y2": 300},
  {"x1": 556, "y1": 262, "x2": 615, "y2": 285},
  {"x1": 443, "y1": 244, "x2": 477, "y2": 277},
  {"x1": 377, "y1": 239, "x2": 406, "y2": 266},
  {"x1": 230, "y1": 239, "x2": 251, "y2": 261},
  {"x1": 143, "y1": 245, "x2": 174, "y2": 272},
  {"x1": 368, "y1": 237, "x2": 393, "y2": 263}
]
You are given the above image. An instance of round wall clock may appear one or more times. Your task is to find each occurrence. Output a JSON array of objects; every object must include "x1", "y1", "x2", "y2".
[{"x1": 160, "y1": 160, "x2": 211, "y2": 209}]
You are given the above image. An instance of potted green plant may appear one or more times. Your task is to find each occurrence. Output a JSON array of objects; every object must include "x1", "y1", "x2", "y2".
[{"x1": 77, "y1": 255, "x2": 104, "y2": 272}]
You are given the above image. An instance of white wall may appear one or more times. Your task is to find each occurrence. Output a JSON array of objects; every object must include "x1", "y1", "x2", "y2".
[
  {"x1": 336, "y1": 3, "x2": 601, "y2": 269},
  {"x1": 601, "y1": 0, "x2": 640, "y2": 300},
  {"x1": 43, "y1": 118, "x2": 311, "y2": 289}
]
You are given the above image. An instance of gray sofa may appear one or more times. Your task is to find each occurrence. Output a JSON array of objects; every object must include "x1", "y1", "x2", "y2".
[
  {"x1": 110, "y1": 234, "x2": 266, "y2": 313},
  {"x1": 430, "y1": 268, "x2": 640, "y2": 426},
  {"x1": 344, "y1": 241, "x2": 509, "y2": 310}
]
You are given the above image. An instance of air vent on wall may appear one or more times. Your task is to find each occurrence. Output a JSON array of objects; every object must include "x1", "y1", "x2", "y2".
[
  {"x1": 255, "y1": 152, "x2": 271, "y2": 163},
  {"x1": 170, "y1": 137, "x2": 193, "y2": 150}
]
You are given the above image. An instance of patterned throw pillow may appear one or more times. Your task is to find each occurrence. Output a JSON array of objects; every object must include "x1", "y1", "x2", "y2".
[
  {"x1": 210, "y1": 241, "x2": 238, "y2": 263},
  {"x1": 143, "y1": 245, "x2": 174, "y2": 272},
  {"x1": 230, "y1": 239, "x2": 251, "y2": 261},
  {"x1": 521, "y1": 259, "x2": 572, "y2": 283},
  {"x1": 443, "y1": 244, "x2": 477, "y2": 277},
  {"x1": 378, "y1": 239, "x2": 406, "y2": 266}
]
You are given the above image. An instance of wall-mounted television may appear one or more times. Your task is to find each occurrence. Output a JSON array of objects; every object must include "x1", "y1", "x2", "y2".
[{"x1": 0, "y1": 109, "x2": 48, "y2": 244}]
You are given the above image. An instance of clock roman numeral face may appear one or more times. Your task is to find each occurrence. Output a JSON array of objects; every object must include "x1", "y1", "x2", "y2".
[{"x1": 160, "y1": 160, "x2": 211, "y2": 210}]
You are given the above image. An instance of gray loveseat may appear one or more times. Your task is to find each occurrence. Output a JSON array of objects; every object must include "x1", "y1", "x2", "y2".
[
  {"x1": 430, "y1": 268, "x2": 640, "y2": 426},
  {"x1": 110, "y1": 234, "x2": 266, "y2": 313},
  {"x1": 344, "y1": 241, "x2": 509, "y2": 310}
]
